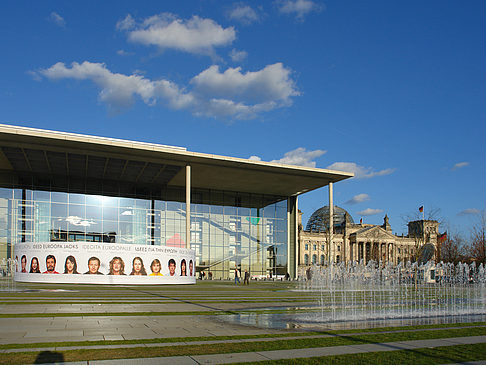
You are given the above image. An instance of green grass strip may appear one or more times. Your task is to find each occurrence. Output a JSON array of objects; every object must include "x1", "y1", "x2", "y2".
[
  {"x1": 0, "y1": 325, "x2": 485, "y2": 364},
  {"x1": 0, "y1": 310, "x2": 236, "y2": 318},
  {"x1": 238, "y1": 342, "x2": 486, "y2": 364},
  {"x1": 0, "y1": 332, "x2": 313, "y2": 350},
  {"x1": 0, "y1": 299, "x2": 312, "y2": 305},
  {"x1": 0, "y1": 307, "x2": 319, "y2": 318}
]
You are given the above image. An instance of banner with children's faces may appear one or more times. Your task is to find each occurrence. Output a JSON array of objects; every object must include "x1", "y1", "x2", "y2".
[{"x1": 14, "y1": 242, "x2": 196, "y2": 285}]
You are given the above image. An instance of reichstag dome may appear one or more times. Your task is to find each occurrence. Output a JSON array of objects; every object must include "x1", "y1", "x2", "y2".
[{"x1": 305, "y1": 205, "x2": 354, "y2": 232}]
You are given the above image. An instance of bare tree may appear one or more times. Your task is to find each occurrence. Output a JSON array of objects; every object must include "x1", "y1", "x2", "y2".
[
  {"x1": 401, "y1": 206, "x2": 444, "y2": 263},
  {"x1": 401, "y1": 206, "x2": 444, "y2": 227},
  {"x1": 438, "y1": 232, "x2": 465, "y2": 264},
  {"x1": 469, "y1": 211, "x2": 486, "y2": 264}
]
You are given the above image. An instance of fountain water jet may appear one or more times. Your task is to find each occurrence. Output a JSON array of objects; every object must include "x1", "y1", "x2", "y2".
[
  {"x1": 298, "y1": 260, "x2": 486, "y2": 324},
  {"x1": 0, "y1": 258, "x2": 17, "y2": 292}
]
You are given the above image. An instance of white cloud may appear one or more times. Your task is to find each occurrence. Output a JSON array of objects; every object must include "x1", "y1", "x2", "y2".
[
  {"x1": 229, "y1": 49, "x2": 248, "y2": 62},
  {"x1": 345, "y1": 193, "x2": 370, "y2": 205},
  {"x1": 27, "y1": 70, "x2": 42, "y2": 81},
  {"x1": 191, "y1": 63, "x2": 298, "y2": 105},
  {"x1": 249, "y1": 147, "x2": 325, "y2": 167},
  {"x1": 327, "y1": 162, "x2": 395, "y2": 179},
  {"x1": 66, "y1": 216, "x2": 96, "y2": 227},
  {"x1": 270, "y1": 147, "x2": 326, "y2": 167},
  {"x1": 116, "y1": 14, "x2": 135, "y2": 31},
  {"x1": 119, "y1": 13, "x2": 236, "y2": 56},
  {"x1": 458, "y1": 208, "x2": 481, "y2": 216},
  {"x1": 228, "y1": 5, "x2": 260, "y2": 24},
  {"x1": 452, "y1": 161, "x2": 469, "y2": 171},
  {"x1": 49, "y1": 12, "x2": 66, "y2": 27},
  {"x1": 39, "y1": 61, "x2": 193, "y2": 112},
  {"x1": 38, "y1": 61, "x2": 299, "y2": 119},
  {"x1": 357, "y1": 208, "x2": 383, "y2": 216},
  {"x1": 116, "y1": 49, "x2": 134, "y2": 56},
  {"x1": 276, "y1": 0, "x2": 323, "y2": 20}
]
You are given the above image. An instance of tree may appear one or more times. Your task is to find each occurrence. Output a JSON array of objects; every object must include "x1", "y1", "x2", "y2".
[
  {"x1": 469, "y1": 212, "x2": 486, "y2": 264},
  {"x1": 438, "y1": 232, "x2": 465, "y2": 264},
  {"x1": 402, "y1": 206, "x2": 444, "y2": 263},
  {"x1": 401, "y1": 206, "x2": 444, "y2": 227}
]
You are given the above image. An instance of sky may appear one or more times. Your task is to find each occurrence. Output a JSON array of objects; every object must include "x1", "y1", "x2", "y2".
[{"x1": 1, "y1": 0, "x2": 485, "y2": 237}]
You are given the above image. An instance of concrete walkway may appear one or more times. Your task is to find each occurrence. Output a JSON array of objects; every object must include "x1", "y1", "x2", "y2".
[{"x1": 30, "y1": 335, "x2": 486, "y2": 364}]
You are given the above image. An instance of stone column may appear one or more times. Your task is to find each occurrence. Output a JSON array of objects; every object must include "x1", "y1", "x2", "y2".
[
  {"x1": 287, "y1": 196, "x2": 298, "y2": 279},
  {"x1": 186, "y1": 165, "x2": 191, "y2": 250},
  {"x1": 328, "y1": 183, "x2": 333, "y2": 264}
]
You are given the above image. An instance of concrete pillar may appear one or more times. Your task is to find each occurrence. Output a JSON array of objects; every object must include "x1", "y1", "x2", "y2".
[
  {"x1": 287, "y1": 196, "x2": 298, "y2": 278},
  {"x1": 186, "y1": 165, "x2": 191, "y2": 250},
  {"x1": 328, "y1": 182, "x2": 333, "y2": 264}
]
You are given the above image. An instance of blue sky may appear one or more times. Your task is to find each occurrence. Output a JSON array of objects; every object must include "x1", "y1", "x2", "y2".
[{"x1": 1, "y1": 0, "x2": 485, "y2": 236}]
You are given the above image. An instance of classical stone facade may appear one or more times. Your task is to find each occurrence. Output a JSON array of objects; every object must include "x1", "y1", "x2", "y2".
[{"x1": 298, "y1": 206, "x2": 439, "y2": 269}]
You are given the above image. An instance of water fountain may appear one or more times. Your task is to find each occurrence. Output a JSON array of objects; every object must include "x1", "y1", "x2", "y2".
[
  {"x1": 222, "y1": 260, "x2": 486, "y2": 331},
  {"x1": 0, "y1": 258, "x2": 17, "y2": 292},
  {"x1": 296, "y1": 260, "x2": 486, "y2": 328}
]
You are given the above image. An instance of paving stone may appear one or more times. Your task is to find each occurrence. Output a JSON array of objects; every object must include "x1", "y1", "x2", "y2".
[
  {"x1": 0, "y1": 331, "x2": 27, "y2": 339},
  {"x1": 103, "y1": 335, "x2": 125, "y2": 341},
  {"x1": 349, "y1": 343, "x2": 402, "y2": 352},
  {"x1": 445, "y1": 335, "x2": 486, "y2": 345},
  {"x1": 192, "y1": 352, "x2": 270, "y2": 364},
  {"x1": 90, "y1": 356, "x2": 198, "y2": 364}
]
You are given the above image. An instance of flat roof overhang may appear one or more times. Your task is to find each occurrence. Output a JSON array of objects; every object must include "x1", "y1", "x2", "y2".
[{"x1": 0, "y1": 124, "x2": 353, "y2": 197}]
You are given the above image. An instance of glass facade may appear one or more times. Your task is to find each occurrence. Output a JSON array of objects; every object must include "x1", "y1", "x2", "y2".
[{"x1": 0, "y1": 187, "x2": 288, "y2": 279}]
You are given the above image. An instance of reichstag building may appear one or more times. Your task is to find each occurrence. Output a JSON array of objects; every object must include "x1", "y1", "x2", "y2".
[{"x1": 298, "y1": 205, "x2": 440, "y2": 270}]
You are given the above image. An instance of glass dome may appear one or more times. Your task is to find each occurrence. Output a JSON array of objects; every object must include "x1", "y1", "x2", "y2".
[{"x1": 305, "y1": 205, "x2": 354, "y2": 232}]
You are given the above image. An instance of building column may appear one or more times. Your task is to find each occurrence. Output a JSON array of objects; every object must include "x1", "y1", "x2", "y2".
[
  {"x1": 287, "y1": 196, "x2": 298, "y2": 279},
  {"x1": 186, "y1": 165, "x2": 191, "y2": 250},
  {"x1": 328, "y1": 182, "x2": 333, "y2": 264}
]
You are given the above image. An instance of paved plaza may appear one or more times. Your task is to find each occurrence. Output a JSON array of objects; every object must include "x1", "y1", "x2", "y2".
[{"x1": 1, "y1": 279, "x2": 486, "y2": 364}]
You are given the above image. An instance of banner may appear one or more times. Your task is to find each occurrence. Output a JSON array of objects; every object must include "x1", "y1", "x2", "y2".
[{"x1": 14, "y1": 242, "x2": 196, "y2": 285}]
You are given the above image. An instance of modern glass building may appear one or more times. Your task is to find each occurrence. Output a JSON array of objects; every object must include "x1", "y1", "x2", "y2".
[{"x1": 0, "y1": 124, "x2": 352, "y2": 280}]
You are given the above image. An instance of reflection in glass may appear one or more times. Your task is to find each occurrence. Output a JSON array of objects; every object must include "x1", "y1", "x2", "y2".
[
  {"x1": 51, "y1": 203, "x2": 67, "y2": 218},
  {"x1": 86, "y1": 205, "x2": 102, "y2": 221},
  {"x1": 6, "y1": 187, "x2": 289, "y2": 278},
  {"x1": 68, "y1": 204, "x2": 84, "y2": 219},
  {"x1": 69, "y1": 193, "x2": 85, "y2": 204},
  {"x1": 51, "y1": 192, "x2": 68, "y2": 203}
]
